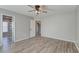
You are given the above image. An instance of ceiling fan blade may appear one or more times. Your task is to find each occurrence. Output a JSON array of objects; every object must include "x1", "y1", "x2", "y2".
[
  {"x1": 28, "y1": 5, "x2": 34, "y2": 8},
  {"x1": 40, "y1": 5, "x2": 47, "y2": 10},
  {"x1": 27, "y1": 10, "x2": 35, "y2": 12},
  {"x1": 42, "y1": 11, "x2": 47, "y2": 13},
  {"x1": 28, "y1": 10, "x2": 33, "y2": 12},
  {"x1": 47, "y1": 8, "x2": 55, "y2": 11}
]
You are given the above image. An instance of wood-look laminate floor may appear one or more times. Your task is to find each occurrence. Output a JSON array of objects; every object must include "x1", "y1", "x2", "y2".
[{"x1": 11, "y1": 36, "x2": 78, "y2": 53}]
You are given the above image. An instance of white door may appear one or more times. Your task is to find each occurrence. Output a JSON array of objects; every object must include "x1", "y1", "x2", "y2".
[{"x1": 30, "y1": 20, "x2": 35, "y2": 38}]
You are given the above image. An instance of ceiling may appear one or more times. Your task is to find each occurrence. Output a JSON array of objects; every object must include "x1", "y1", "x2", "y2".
[{"x1": 0, "y1": 5, "x2": 77, "y2": 18}]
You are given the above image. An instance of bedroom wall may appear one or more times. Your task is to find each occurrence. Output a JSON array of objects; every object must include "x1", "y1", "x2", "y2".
[
  {"x1": 0, "y1": 8, "x2": 31, "y2": 46},
  {"x1": 41, "y1": 12, "x2": 76, "y2": 42},
  {"x1": 76, "y1": 6, "x2": 79, "y2": 50}
]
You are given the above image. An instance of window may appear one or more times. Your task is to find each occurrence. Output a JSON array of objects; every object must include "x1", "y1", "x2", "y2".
[{"x1": 3, "y1": 22, "x2": 8, "y2": 32}]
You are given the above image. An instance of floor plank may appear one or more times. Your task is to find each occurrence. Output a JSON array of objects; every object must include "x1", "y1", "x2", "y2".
[{"x1": 11, "y1": 36, "x2": 79, "y2": 53}]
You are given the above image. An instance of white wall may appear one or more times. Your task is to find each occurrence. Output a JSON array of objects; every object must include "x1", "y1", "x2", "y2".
[
  {"x1": 76, "y1": 6, "x2": 79, "y2": 50},
  {"x1": 0, "y1": 8, "x2": 31, "y2": 45},
  {"x1": 41, "y1": 12, "x2": 76, "y2": 42}
]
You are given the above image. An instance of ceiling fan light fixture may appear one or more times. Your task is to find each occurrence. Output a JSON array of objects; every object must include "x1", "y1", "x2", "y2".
[
  {"x1": 35, "y1": 10, "x2": 41, "y2": 14},
  {"x1": 28, "y1": 5, "x2": 47, "y2": 15}
]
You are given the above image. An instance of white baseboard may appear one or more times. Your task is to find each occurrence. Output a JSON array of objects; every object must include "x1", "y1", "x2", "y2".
[
  {"x1": 14, "y1": 36, "x2": 35, "y2": 43},
  {"x1": 15, "y1": 37, "x2": 29, "y2": 43},
  {"x1": 41, "y1": 35, "x2": 75, "y2": 43}
]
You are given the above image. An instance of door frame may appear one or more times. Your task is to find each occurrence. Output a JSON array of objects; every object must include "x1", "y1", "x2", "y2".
[
  {"x1": 0, "y1": 14, "x2": 16, "y2": 46},
  {"x1": 30, "y1": 20, "x2": 35, "y2": 38},
  {"x1": 35, "y1": 21, "x2": 41, "y2": 36}
]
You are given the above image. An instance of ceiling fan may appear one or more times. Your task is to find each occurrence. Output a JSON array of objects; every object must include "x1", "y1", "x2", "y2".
[{"x1": 27, "y1": 5, "x2": 47, "y2": 15}]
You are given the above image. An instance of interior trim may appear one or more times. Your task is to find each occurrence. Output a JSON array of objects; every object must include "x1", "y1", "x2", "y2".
[{"x1": 75, "y1": 43, "x2": 79, "y2": 52}]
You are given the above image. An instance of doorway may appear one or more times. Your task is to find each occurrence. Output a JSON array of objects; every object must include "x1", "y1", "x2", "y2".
[
  {"x1": 35, "y1": 21, "x2": 41, "y2": 36},
  {"x1": 30, "y1": 20, "x2": 41, "y2": 38},
  {"x1": 2, "y1": 15, "x2": 12, "y2": 50},
  {"x1": 0, "y1": 14, "x2": 15, "y2": 52}
]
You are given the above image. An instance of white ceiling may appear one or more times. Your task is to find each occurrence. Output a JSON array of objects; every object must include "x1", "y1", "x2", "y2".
[{"x1": 0, "y1": 5, "x2": 77, "y2": 18}]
